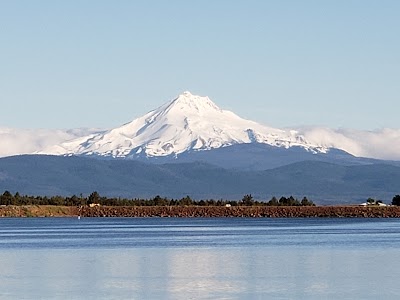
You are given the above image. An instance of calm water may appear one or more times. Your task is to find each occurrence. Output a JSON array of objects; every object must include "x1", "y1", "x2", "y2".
[{"x1": 1, "y1": 217, "x2": 400, "y2": 299}]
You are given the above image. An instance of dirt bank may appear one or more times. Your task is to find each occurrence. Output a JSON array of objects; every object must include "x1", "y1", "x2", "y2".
[
  {"x1": 0, "y1": 205, "x2": 79, "y2": 217},
  {"x1": 2, "y1": 205, "x2": 400, "y2": 218}
]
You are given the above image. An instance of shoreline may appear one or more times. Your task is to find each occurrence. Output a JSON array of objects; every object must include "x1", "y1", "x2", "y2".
[{"x1": 1, "y1": 205, "x2": 400, "y2": 218}]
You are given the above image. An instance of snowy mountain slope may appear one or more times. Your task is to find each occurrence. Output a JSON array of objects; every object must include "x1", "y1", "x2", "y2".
[{"x1": 39, "y1": 91, "x2": 329, "y2": 158}]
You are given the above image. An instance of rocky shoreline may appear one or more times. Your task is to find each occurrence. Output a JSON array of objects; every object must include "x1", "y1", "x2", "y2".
[{"x1": 1, "y1": 205, "x2": 400, "y2": 218}]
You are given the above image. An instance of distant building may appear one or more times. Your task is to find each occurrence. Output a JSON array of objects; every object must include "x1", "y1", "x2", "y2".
[
  {"x1": 89, "y1": 203, "x2": 101, "y2": 208},
  {"x1": 359, "y1": 200, "x2": 386, "y2": 207}
]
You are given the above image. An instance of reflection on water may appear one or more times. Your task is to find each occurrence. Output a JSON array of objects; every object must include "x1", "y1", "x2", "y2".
[{"x1": 0, "y1": 218, "x2": 400, "y2": 299}]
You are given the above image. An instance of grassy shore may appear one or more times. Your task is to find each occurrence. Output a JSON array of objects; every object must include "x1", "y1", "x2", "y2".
[{"x1": 1, "y1": 205, "x2": 400, "y2": 218}]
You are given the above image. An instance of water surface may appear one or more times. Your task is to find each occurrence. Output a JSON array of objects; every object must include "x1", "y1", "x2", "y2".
[{"x1": 0, "y1": 218, "x2": 399, "y2": 299}]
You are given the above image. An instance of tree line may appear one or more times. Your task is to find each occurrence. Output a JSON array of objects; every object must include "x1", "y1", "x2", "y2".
[{"x1": 0, "y1": 191, "x2": 316, "y2": 207}]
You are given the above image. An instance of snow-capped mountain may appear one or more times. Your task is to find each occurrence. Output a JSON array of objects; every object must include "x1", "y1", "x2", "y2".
[
  {"x1": 1, "y1": 91, "x2": 399, "y2": 163},
  {"x1": 40, "y1": 91, "x2": 330, "y2": 158}
]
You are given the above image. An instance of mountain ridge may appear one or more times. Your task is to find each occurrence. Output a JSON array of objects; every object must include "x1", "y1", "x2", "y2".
[{"x1": 0, "y1": 155, "x2": 399, "y2": 204}]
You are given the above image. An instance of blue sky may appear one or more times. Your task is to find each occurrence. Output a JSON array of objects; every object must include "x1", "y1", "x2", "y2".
[{"x1": 1, "y1": 1, "x2": 399, "y2": 130}]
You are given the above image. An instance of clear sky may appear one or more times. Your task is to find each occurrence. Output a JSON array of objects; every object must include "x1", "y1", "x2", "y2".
[{"x1": 1, "y1": 0, "x2": 399, "y2": 130}]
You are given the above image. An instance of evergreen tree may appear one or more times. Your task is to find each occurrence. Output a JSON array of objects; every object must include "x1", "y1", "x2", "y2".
[
  {"x1": 301, "y1": 197, "x2": 315, "y2": 206},
  {"x1": 0, "y1": 191, "x2": 14, "y2": 205},
  {"x1": 392, "y1": 195, "x2": 400, "y2": 206},
  {"x1": 241, "y1": 194, "x2": 254, "y2": 206},
  {"x1": 267, "y1": 196, "x2": 279, "y2": 206},
  {"x1": 88, "y1": 191, "x2": 100, "y2": 205}
]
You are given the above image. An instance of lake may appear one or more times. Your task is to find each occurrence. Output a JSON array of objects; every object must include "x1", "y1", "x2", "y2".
[{"x1": 0, "y1": 217, "x2": 400, "y2": 299}]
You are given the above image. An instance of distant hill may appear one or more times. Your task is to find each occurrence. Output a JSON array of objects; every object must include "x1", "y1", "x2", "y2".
[
  {"x1": 134, "y1": 143, "x2": 395, "y2": 170},
  {"x1": 0, "y1": 155, "x2": 398, "y2": 205}
]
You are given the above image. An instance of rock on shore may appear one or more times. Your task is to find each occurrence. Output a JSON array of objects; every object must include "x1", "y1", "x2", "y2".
[
  {"x1": 2, "y1": 205, "x2": 400, "y2": 218},
  {"x1": 79, "y1": 206, "x2": 400, "y2": 218}
]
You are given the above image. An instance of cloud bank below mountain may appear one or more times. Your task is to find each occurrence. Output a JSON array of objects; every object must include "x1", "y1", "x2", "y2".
[
  {"x1": 1, "y1": 126, "x2": 398, "y2": 161},
  {"x1": 297, "y1": 127, "x2": 400, "y2": 161},
  {"x1": 0, "y1": 128, "x2": 103, "y2": 158}
]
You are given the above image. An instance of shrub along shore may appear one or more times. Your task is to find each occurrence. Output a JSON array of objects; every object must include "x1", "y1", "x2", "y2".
[
  {"x1": 2, "y1": 205, "x2": 400, "y2": 218},
  {"x1": 1, "y1": 191, "x2": 399, "y2": 218}
]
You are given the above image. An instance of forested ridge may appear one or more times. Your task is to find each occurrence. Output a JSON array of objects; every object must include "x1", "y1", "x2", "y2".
[
  {"x1": 2, "y1": 190, "x2": 399, "y2": 207},
  {"x1": 0, "y1": 191, "x2": 315, "y2": 207}
]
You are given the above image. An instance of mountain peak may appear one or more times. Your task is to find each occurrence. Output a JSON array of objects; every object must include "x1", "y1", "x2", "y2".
[
  {"x1": 165, "y1": 91, "x2": 222, "y2": 115},
  {"x1": 180, "y1": 91, "x2": 194, "y2": 97},
  {"x1": 175, "y1": 91, "x2": 207, "y2": 102}
]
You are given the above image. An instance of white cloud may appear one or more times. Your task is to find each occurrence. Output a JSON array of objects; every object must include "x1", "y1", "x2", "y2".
[
  {"x1": 0, "y1": 126, "x2": 399, "y2": 161},
  {"x1": 0, "y1": 128, "x2": 102, "y2": 157},
  {"x1": 298, "y1": 127, "x2": 400, "y2": 160}
]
